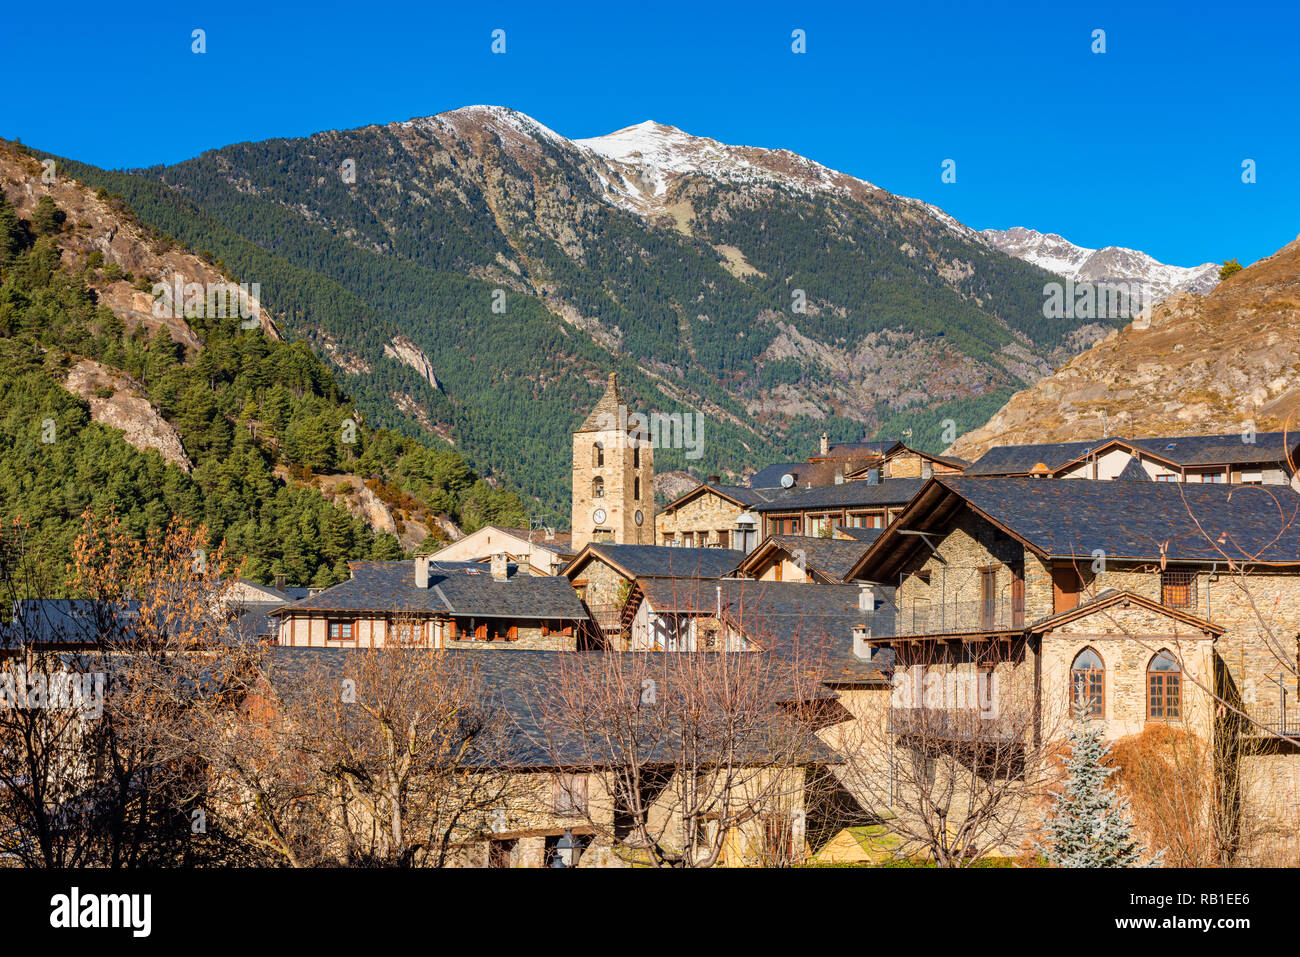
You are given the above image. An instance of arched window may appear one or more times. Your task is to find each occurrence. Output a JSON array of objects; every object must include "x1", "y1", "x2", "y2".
[
  {"x1": 1147, "y1": 650, "x2": 1182, "y2": 721},
  {"x1": 593, "y1": 442, "x2": 604, "y2": 468},
  {"x1": 1070, "y1": 647, "x2": 1105, "y2": 718},
  {"x1": 592, "y1": 476, "x2": 604, "y2": 498}
]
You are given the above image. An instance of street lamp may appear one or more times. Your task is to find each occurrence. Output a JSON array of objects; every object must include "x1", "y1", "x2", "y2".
[{"x1": 551, "y1": 828, "x2": 581, "y2": 868}]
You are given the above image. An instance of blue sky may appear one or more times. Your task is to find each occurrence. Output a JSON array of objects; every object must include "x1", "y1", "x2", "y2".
[{"x1": 3, "y1": 0, "x2": 1296, "y2": 266}]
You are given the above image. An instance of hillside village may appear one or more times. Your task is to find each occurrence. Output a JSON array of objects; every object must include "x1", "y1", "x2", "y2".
[{"x1": 11, "y1": 361, "x2": 1299, "y2": 869}]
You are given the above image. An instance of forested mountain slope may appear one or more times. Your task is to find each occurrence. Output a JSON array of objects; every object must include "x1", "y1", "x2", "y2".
[
  {"x1": 29, "y1": 107, "x2": 1117, "y2": 514},
  {"x1": 0, "y1": 143, "x2": 527, "y2": 586}
]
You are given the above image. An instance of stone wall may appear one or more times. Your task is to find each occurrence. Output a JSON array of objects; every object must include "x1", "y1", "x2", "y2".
[{"x1": 655, "y1": 489, "x2": 746, "y2": 546}]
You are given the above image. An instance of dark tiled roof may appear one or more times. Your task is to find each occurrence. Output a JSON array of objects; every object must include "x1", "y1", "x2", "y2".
[
  {"x1": 963, "y1": 440, "x2": 1110, "y2": 476},
  {"x1": 747, "y1": 478, "x2": 926, "y2": 512},
  {"x1": 229, "y1": 602, "x2": 283, "y2": 642},
  {"x1": 965, "y1": 432, "x2": 1300, "y2": 476},
  {"x1": 581, "y1": 544, "x2": 746, "y2": 579},
  {"x1": 1116, "y1": 456, "x2": 1150, "y2": 481},
  {"x1": 939, "y1": 476, "x2": 1300, "y2": 563},
  {"x1": 835, "y1": 526, "x2": 883, "y2": 543},
  {"x1": 765, "y1": 535, "x2": 874, "y2": 581},
  {"x1": 273, "y1": 561, "x2": 588, "y2": 620},
  {"x1": 1126, "y1": 432, "x2": 1299, "y2": 468},
  {"x1": 265, "y1": 647, "x2": 838, "y2": 768},
  {"x1": 494, "y1": 526, "x2": 575, "y2": 551}
]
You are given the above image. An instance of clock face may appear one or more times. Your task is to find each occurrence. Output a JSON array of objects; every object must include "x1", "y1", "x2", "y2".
[
  {"x1": 592, "y1": 508, "x2": 607, "y2": 526},
  {"x1": 634, "y1": 509, "x2": 644, "y2": 526}
]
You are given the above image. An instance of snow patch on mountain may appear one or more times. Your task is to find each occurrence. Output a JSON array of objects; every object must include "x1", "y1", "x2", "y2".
[{"x1": 981, "y1": 226, "x2": 1220, "y2": 302}]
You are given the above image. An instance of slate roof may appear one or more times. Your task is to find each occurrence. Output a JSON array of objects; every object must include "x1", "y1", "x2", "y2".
[
  {"x1": 746, "y1": 478, "x2": 926, "y2": 512},
  {"x1": 576, "y1": 372, "x2": 639, "y2": 433},
  {"x1": 962, "y1": 440, "x2": 1112, "y2": 476},
  {"x1": 1125, "y1": 432, "x2": 1299, "y2": 468},
  {"x1": 1116, "y1": 456, "x2": 1150, "y2": 481},
  {"x1": 910, "y1": 477, "x2": 1300, "y2": 565},
  {"x1": 271, "y1": 561, "x2": 588, "y2": 620},
  {"x1": 571, "y1": 544, "x2": 746, "y2": 580},
  {"x1": 965, "y1": 432, "x2": 1300, "y2": 476},
  {"x1": 835, "y1": 526, "x2": 883, "y2": 543},
  {"x1": 493, "y1": 526, "x2": 575, "y2": 553},
  {"x1": 265, "y1": 647, "x2": 839, "y2": 768},
  {"x1": 757, "y1": 535, "x2": 875, "y2": 581}
]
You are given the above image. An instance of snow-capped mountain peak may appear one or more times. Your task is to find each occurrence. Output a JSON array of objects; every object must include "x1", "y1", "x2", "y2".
[
  {"x1": 574, "y1": 119, "x2": 880, "y2": 208},
  {"x1": 981, "y1": 226, "x2": 1220, "y2": 301}
]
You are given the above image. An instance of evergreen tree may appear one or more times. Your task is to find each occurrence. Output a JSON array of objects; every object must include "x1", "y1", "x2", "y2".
[{"x1": 1042, "y1": 711, "x2": 1158, "y2": 868}]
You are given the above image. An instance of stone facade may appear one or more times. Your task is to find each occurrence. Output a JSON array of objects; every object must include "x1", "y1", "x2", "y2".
[{"x1": 655, "y1": 488, "x2": 751, "y2": 548}]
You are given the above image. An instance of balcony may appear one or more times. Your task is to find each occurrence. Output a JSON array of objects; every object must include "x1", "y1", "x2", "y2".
[
  {"x1": 894, "y1": 598, "x2": 1024, "y2": 637},
  {"x1": 888, "y1": 707, "x2": 1023, "y2": 746},
  {"x1": 1244, "y1": 704, "x2": 1300, "y2": 740}
]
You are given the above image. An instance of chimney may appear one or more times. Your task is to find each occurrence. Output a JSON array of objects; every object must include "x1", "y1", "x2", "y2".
[
  {"x1": 852, "y1": 625, "x2": 873, "y2": 660},
  {"x1": 819, "y1": 431, "x2": 830, "y2": 456},
  {"x1": 274, "y1": 574, "x2": 286, "y2": 591},
  {"x1": 707, "y1": 474, "x2": 721, "y2": 485},
  {"x1": 415, "y1": 555, "x2": 430, "y2": 589},
  {"x1": 491, "y1": 552, "x2": 509, "y2": 581},
  {"x1": 858, "y1": 584, "x2": 878, "y2": 612}
]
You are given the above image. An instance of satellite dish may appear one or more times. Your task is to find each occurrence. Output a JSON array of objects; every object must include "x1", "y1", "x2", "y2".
[{"x1": 780, "y1": 472, "x2": 795, "y2": 488}]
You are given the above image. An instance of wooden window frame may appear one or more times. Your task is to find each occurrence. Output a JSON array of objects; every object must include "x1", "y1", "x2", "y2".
[
  {"x1": 1070, "y1": 647, "x2": 1106, "y2": 718},
  {"x1": 327, "y1": 619, "x2": 355, "y2": 642},
  {"x1": 1146, "y1": 650, "x2": 1182, "y2": 722}
]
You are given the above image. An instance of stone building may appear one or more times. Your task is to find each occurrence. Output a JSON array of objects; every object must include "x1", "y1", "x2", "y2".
[
  {"x1": 963, "y1": 431, "x2": 1300, "y2": 485},
  {"x1": 272, "y1": 557, "x2": 589, "y2": 650},
  {"x1": 848, "y1": 475, "x2": 1300, "y2": 863},
  {"x1": 571, "y1": 372, "x2": 655, "y2": 551},
  {"x1": 562, "y1": 543, "x2": 744, "y2": 647}
]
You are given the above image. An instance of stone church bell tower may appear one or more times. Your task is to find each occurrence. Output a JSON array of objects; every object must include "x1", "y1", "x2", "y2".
[{"x1": 571, "y1": 372, "x2": 655, "y2": 550}]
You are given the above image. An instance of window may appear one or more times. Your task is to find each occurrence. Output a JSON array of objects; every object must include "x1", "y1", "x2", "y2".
[
  {"x1": 327, "y1": 620, "x2": 354, "y2": 641},
  {"x1": 1161, "y1": 570, "x2": 1196, "y2": 609},
  {"x1": 715, "y1": 529, "x2": 730, "y2": 549},
  {"x1": 1147, "y1": 651, "x2": 1182, "y2": 720},
  {"x1": 1070, "y1": 648, "x2": 1105, "y2": 717},
  {"x1": 593, "y1": 442, "x2": 604, "y2": 468},
  {"x1": 488, "y1": 838, "x2": 517, "y2": 868},
  {"x1": 592, "y1": 476, "x2": 604, "y2": 498},
  {"x1": 770, "y1": 515, "x2": 801, "y2": 535},
  {"x1": 1155, "y1": 473, "x2": 1176, "y2": 482},
  {"x1": 634, "y1": 476, "x2": 641, "y2": 499},
  {"x1": 391, "y1": 618, "x2": 421, "y2": 646},
  {"x1": 979, "y1": 567, "x2": 998, "y2": 630},
  {"x1": 682, "y1": 532, "x2": 694, "y2": 548},
  {"x1": 633, "y1": 444, "x2": 640, "y2": 469},
  {"x1": 552, "y1": 773, "x2": 589, "y2": 816}
]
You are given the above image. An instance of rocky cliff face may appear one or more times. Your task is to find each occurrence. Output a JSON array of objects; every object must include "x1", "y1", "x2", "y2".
[
  {"x1": 949, "y1": 235, "x2": 1300, "y2": 459},
  {"x1": 63, "y1": 359, "x2": 193, "y2": 471}
]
